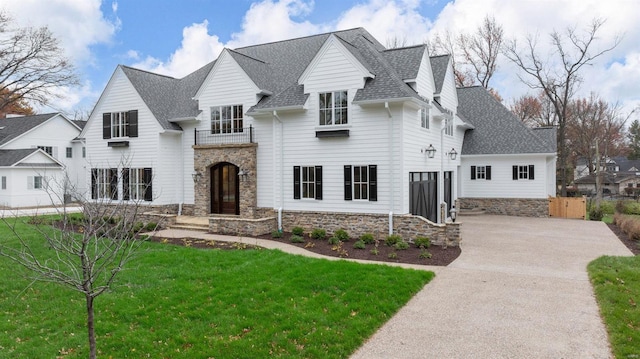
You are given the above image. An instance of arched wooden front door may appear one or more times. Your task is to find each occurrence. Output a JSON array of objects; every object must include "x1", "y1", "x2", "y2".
[{"x1": 210, "y1": 162, "x2": 239, "y2": 215}]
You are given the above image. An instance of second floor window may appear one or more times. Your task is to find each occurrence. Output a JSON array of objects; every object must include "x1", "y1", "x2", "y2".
[
  {"x1": 319, "y1": 91, "x2": 348, "y2": 126},
  {"x1": 421, "y1": 107, "x2": 429, "y2": 129},
  {"x1": 38, "y1": 146, "x2": 53, "y2": 156},
  {"x1": 102, "y1": 110, "x2": 138, "y2": 139},
  {"x1": 444, "y1": 117, "x2": 453, "y2": 136},
  {"x1": 211, "y1": 105, "x2": 243, "y2": 134},
  {"x1": 111, "y1": 111, "x2": 130, "y2": 138}
]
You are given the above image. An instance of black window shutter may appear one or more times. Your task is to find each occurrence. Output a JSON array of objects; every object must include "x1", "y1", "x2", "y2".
[
  {"x1": 109, "y1": 168, "x2": 118, "y2": 200},
  {"x1": 344, "y1": 165, "x2": 352, "y2": 200},
  {"x1": 91, "y1": 169, "x2": 97, "y2": 199},
  {"x1": 529, "y1": 165, "x2": 535, "y2": 180},
  {"x1": 512, "y1": 166, "x2": 518, "y2": 180},
  {"x1": 144, "y1": 168, "x2": 153, "y2": 201},
  {"x1": 486, "y1": 166, "x2": 492, "y2": 180},
  {"x1": 369, "y1": 165, "x2": 377, "y2": 201},
  {"x1": 102, "y1": 113, "x2": 111, "y2": 139},
  {"x1": 315, "y1": 166, "x2": 323, "y2": 200},
  {"x1": 122, "y1": 168, "x2": 130, "y2": 200},
  {"x1": 293, "y1": 166, "x2": 301, "y2": 199},
  {"x1": 128, "y1": 110, "x2": 138, "y2": 137},
  {"x1": 471, "y1": 166, "x2": 476, "y2": 180}
]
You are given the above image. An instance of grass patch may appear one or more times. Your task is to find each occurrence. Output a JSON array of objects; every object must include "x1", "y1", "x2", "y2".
[
  {"x1": 588, "y1": 255, "x2": 640, "y2": 357},
  {"x1": 0, "y1": 218, "x2": 433, "y2": 358}
]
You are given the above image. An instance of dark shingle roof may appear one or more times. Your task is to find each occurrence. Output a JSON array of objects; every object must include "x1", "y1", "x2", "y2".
[
  {"x1": 0, "y1": 149, "x2": 41, "y2": 166},
  {"x1": 610, "y1": 156, "x2": 640, "y2": 172},
  {"x1": 430, "y1": 55, "x2": 450, "y2": 94},
  {"x1": 0, "y1": 113, "x2": 58, "y2": 146},
  {"x1": 574, "y1": 172, "x2": 638, "y2": 185},
  {"x1": 457, "y1": 86, "x2": 556, "y2": 155},
  {"x1": 382, "y1": 45, "x2": 426, "y2": 81}
]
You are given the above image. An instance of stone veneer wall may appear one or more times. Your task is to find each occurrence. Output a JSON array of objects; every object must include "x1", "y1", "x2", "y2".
[
  {"x1": 193, "y1": 143, "x2": 258, "y2": 217},
  {"x1": 458, "y1": 197, "x2": 549, "y2": 217},
  {"x1": 209, "y1": 216, "x2": 276, "y2": 237},
  {"x1": 277, "y1": 210, "x2": 461, "y2": 247}
]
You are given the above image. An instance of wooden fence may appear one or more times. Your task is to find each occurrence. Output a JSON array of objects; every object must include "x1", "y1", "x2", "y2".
[{"x1": 548, "y1": 196, "x2": 586, "y2": 219}]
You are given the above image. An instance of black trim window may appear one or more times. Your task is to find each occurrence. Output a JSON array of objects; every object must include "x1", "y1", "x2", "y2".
[
  {"x1": 91, "y1": 168, "x2": 118, "y2": 200},
  {"x1": 471, "y1": 165, "x2": 491, "y2": 180},
  {"x1": 38, "y1": 146, "x2": 53, "y2": 156},
  {"x1": 512, "y1": 165, "x2": 535, "y2": 180},
  {"x1": 319, "y1": 91, "x2": 348, "y2": 126},
  {"x1": 103, "y1": 110, "x2": 138, "y2": 139},
  {"x1": 421, "y1": 106, "x2": 429, "y2": 129},
  {"x1": 293, "y1": 166, "x2": 322, "y2": 200},
  {"x1": 123, "y1": 168, "x2": 153, "y2": 201},
  {"x1": 66, "y1": 147, "x2": 72, "y2": 158},
  {"x1": 211, "y1": 105, "x2": 243, "y2": 134},
  {"x1": 344, "y1": 165, "x2": 377, "y2": 201}
]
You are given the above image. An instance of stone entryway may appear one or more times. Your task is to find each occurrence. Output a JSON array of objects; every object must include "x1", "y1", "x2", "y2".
[{"x1": 210, "y1": 162, "x2": 239, "y2": 215}]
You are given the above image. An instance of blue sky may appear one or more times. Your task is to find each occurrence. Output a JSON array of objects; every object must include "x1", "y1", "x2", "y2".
[{"x1": 2, "y1": 0, "x2": 639, "y2": 118}]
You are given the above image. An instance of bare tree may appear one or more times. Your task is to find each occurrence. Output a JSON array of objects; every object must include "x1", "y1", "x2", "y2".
[
  {"x1": 0, "y1": 12, "x2": 78, "y2": 113},
  {"x1": 0, "y1": 171, "x2": 160, "y2": 359},
  {"x1": 511, "y1": 91, "x2": 558, "y2": 127},
  {"x1": 504, "y1": 18, "x2": 620, "y2": 196},
  {"x1": 386, "y1": 35, "x2": 408, "y2": 49},
  {"x1": 427, "y1": 30, "x2": 474, "y2": 87},
  {"x1": 458, "y1": 15, "x2": 503, "y2": 89}
]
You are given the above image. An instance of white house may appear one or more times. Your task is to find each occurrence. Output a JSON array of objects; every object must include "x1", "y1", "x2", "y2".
[
  {"x1": 81, "y1": 28, "x2": 556, "y2": 244},
  {"x1": 0, "y1": 113, "x2": 85, "y2": 208}
]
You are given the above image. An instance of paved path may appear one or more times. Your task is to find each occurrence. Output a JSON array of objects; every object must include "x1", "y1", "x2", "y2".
[{"x1": 350, "y1": 215, "x2": 633, "y2": 359}]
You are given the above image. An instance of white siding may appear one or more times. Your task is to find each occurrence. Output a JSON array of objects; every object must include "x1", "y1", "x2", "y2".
[
  {"x1": 301, "y1": 39, "x2": 367, "y2": 93},
  {"x1": 437, "y1": 62, "x2": 459, "y2": 111},
  {"x1": 415, "y1": 51, "x2": 435, "y2": 101},
  {"x1": 84, "y1": 67, "x2": 164, "y2": 203},
  {"x1": 460, "y1": 154, "x2": 551, "y2": 199},
  {"x1": 0, "y1": 167, "x2": 65, "y2": 208}
]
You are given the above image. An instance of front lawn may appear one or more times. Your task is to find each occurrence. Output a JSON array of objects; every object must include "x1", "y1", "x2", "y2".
[
  {"x1": 588, "y1": 256, "x2": 640, "y2": 357},
  {"x1": 0, "y1": 218, "x2": 433, "y2": 358}
]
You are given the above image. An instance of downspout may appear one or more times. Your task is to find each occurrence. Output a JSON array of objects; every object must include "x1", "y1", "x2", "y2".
[
  {"x1": 439, "y1": 116, "x2": 447, "y2": 224},
  {"x1": 273, "y1": 110, "x2": 284, "y2": 231},
  {"x1": 178, "y1": 130, "x2": 184, "y2": 216},
  {"x1": 385, "y1": 102, "x2": 394, "y2": 235}
]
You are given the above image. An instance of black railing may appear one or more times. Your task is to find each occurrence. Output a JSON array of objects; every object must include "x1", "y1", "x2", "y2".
[{"x1": 194, "y1": 125, "x2": 254, "y2": 145}]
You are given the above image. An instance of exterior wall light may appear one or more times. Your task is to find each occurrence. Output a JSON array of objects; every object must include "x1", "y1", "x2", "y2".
[
  {"x1": 448, "y1": 148, "x2": 458, "y2": 160},
  {"x1": 450, "y1": 205, "x2": 457, "y2": 222},
  {"x1": 422, "y1": 144, "x2": 436, "y2": 158},
  {"x1": 238, "y1": 169, "x2": 249, "y2": 181},
  {"x1": 192, "y1": 171, "x2": 202, "y2": 182}
]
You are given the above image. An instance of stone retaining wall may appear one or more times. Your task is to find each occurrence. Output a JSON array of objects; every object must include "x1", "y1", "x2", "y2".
[
  {"x1": 458, "y1": 197, "x2": 548, "y2": 217},
  {"x1": 209, "y1": 216, "x2": 276, "y2": 236}
]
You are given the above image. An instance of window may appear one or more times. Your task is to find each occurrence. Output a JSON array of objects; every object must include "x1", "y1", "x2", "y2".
[
  {"x1": 66, "y1": 147, "x2": 72, "y2": 158},
  {"x1": 27, "y1": 176, "x2": 44, "y2": 190},
  {"x1": 512, "y1": 165, "x2": 535, "y2": 180},
  {"x1": 211, "y1": 105, "x2": 243, "y2": 134},
  {"x1": 421, "y1": 106, "x2": 429, "y2": 129},
  {"x1": 444, "y1": 118, "x2": 453, "y2": 136},
  {"x1": 293, "y1": 166, "x2": 322, "y2": 200},
  {"x1": 38, "y1": 146, "x2": 53, "y2": 156},
  {"x1": 91, "y1": 168, "x2": 118, "y2": 200},
  {"x1": 319, "y1": 91, "x2": 348, "y2": 126},
  {"x1": 1, "y1": 176, "x2": 6, "y2": 190},
  {"x1": 470, "y1": 166, "x2": 491, "y2": 180},
  {"x1": 344, "y1": 165, "x2": 377, "y2": 201},
  {"x1": 102, "y1": 110, "x2": 138, "y2": 139},
  {"x1": 123, "y1": 168, "x2": 153, "y2": 201},
  {"x1": 82, "y1": 147, "x2": 86, "y2": 158}
]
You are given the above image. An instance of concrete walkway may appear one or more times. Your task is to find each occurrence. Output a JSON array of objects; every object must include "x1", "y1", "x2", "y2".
[{"x1": 350, "y1": 215, "x2": 633, "y2": 359}]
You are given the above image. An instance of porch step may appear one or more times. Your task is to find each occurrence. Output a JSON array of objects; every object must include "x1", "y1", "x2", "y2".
[
  {"x1": 458, "y1": 208, "x2": 487, "y2": 216},
  {"x1": 168, "y1": 216, "x2": 210, "y2": 232}
]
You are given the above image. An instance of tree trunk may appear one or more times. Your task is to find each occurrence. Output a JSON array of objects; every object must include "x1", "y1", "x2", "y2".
[{"x1": 86, "y1": 294, "x2": 96, "y2": 359}]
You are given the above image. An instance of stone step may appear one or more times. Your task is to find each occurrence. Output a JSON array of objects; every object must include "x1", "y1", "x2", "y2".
[
  {"x1": 458, "y1": 208, "x2": 487, "y2": 216},
  {"x1": 168, "y1": 223, "x2": 209, "y2": 232}
]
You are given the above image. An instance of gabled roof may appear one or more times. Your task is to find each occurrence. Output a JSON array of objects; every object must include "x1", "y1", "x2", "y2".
[
  {"x1": 0, "y1": 113, "x2": 65, "y2": 147},
  {"x1": 383, "y1": 44, "x2": 427, "y2": 81},
  {"x1": 610, "y1": 156, "x2": 640, "y2": 172},
  {"x1": 457, "y1": 86, "x2": 556, "y2": 155},
  {"x1": 574, "y1": 172, "x2": 639, "y2": 185},
  {"x1": 0, "y1": 148, "x2": 62, "y2": 167},
  {"x1": 430, "y1": 55, "x2": 450, "y2": 94}
]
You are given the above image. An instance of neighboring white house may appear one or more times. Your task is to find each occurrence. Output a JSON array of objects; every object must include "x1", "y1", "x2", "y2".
[
  {"x1": 0, "y1": 113, "x2": 85, "y2": 208},
  {"x1": 81, "y1": 28, "x2": 556, "y2": 242}
]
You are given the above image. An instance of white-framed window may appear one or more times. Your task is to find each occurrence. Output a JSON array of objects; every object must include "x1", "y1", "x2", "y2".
[
  {"x1": 211, "y1": 105, "x2": 243, "y2": 134},
  {"x1": 1, "y1": 176, "x2": 6, "y2": 190},
  {"x1": 421, "y1": 106, "x2": 429, "y2": 129},
  {"x1": 125, "y1": 168, "x2": 145, "y2": 200},
  {"x1": 344, "y1": 165, "x2": 377, "y2": 201},
  {"x1": 293, "y1": 166, "x2": 322, "y2": 200},
  {"x1": 38, "y1": 146, "x2": 53, "y2": 156},
  {"x1": 111, "y1": 111, "x2": 130, "y2": 138},
  {"x1": 353, "y1": 166, "x2": 369, "y2": 200},
  {"x1": 66, "y1": 147, "x2": 72, "y2": 158},
  {"x1": 301, "y1": 166, "x2": 315, "y2": 199},
  {"x1": 476, "y1": 166, "x2": 486, "y2": 179},
  {"x1": 28, "y1": 176, "x2": 45, "y2": 190},
  {"x1": 512, "y1": 165, "x2": 535, "y2": 180},
  {"x1": 91, "y1": 168, "x2": 117, "y2": 200},
  {"x1": 319, "y1": 91, "x2": 348, "y2": 126},
  {"x1": 444, "y1": 117, "x2": 453, "y2": 136}
]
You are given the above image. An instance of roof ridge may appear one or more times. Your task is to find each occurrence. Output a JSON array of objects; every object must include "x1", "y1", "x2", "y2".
[
  {"x1": 228, "y1": 48, "x2": 267, "y2": 64},
  {"x1": 120, "y1": 64, "x2": 177, "y2": 80},
  {"x1": 232, "y1": 27, "x2": 366, "y2": 51},
  {"x1": 430, "y1": 54, "x2": 450, "y2": 59},
  {"x1": 383, "y1": 44, "x2": 426, "y2": 52}
]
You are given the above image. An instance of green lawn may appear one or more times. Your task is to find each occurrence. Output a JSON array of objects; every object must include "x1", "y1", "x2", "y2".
[
  {"x1": 588, "y1": 255, "x2": 640, "y2": 357},
  {"x1": 0, "y1": 218, "x2": 433, "y2": 358}
]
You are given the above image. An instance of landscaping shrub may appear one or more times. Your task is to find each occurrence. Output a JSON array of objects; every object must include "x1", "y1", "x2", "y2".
[
  {"x1": 419, "y1": 249, "x2": 432, "y2": 259},
  {"x1": 327, "y1": 236, "x2": 340, "y2": 245},
  {"x1": 615, "y1": 200, "x2": 640, "y2": 215},
  {"x1": 360, "y1": 233, "x2": 375, "y2": 244},
  {"x1": 334, "y1": 229, "x2": 350, "y2": 242},
  {"x1": 353, "y1": 240, "x2": 366, "y2": 249},
  {"x1": 271, "y1": 230, "x2": 283, "y2": 238},
  {"x1": 614, "y1": 213, "x2": 640, "y2": 241},
  {"x1": 414, "y1": 236, "x2": 431, "y2": 249},
  {"x1": 589, "y1": 206, "x2": 604, "y2": 221},
  {"x1": 394, "y1": 240, "x2": 409, "y2": 250},
  {"x1": 290, "y1": 234, "x2": 305, "y2": 243},
  {"x1": 311, "y1": 228, "x2": 327, "y2": 240},
  {"x1": 291, "y1": 226, "x2": 304, "y2": 236},
  {"x1": 385, "y1": 234, "x2": 402, "y2": 246},
  {"x1": 145, "y1": 222, "x2": 158, "y2": 231}
]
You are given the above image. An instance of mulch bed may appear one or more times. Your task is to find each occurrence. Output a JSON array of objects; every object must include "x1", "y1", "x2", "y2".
[
  {"x1": 256, "y1": 232, "x2": 460, "y2": 266},
  {"x1": 607, "y1": 223, "x2": 640, "y2": 255}
]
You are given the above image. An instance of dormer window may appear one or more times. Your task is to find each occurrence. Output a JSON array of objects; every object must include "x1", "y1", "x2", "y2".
[
  {"x1": 102, "y1": 110, "x2": 138, "y2": 139},
  {"x1": 319, "y1": 91, "x2": 348, "y2": 126}
]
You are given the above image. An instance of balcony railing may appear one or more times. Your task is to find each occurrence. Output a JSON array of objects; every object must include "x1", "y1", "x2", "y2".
[{"x1": 194, "y1": 125, "x2": 254, "y2": 145}]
